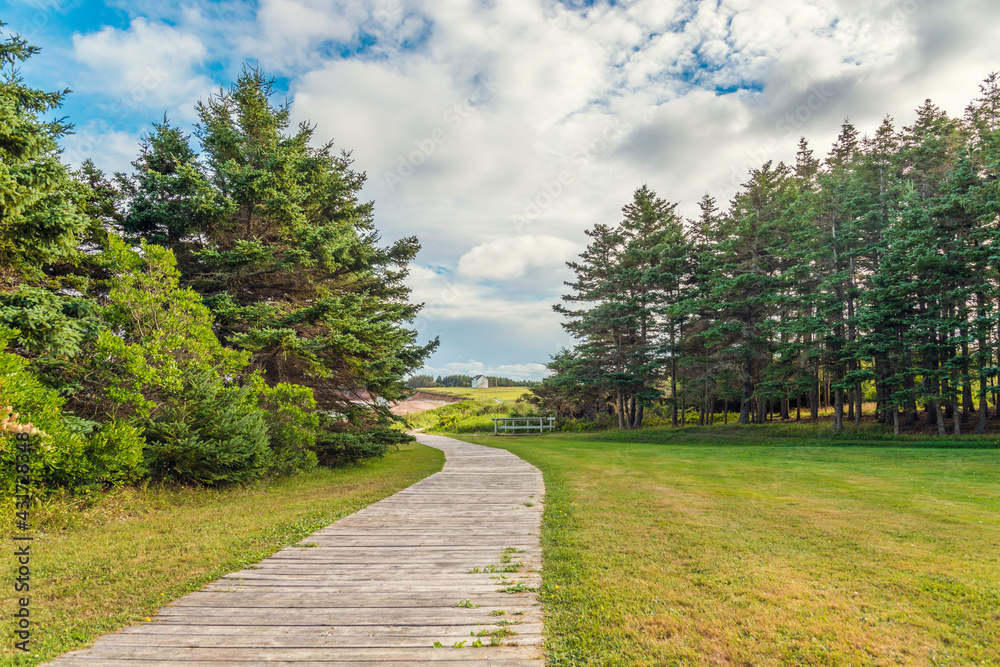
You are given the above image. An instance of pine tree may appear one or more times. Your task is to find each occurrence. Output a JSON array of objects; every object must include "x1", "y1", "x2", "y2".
[
  {"x1": 0, "y1": 26, "x2": 88, "y2": 284},
  {"x1": 556, "y1": 186, "x2": 689, "y2": 429},
  {"x1": 122, "y1": 67, "x2": 437, "y2": 417},
  {"x1": 708, "y1": 162, "x2": 796, "y2": 424}
]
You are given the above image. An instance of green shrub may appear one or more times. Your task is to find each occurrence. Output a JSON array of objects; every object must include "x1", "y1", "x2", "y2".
[
  {"x1": 251, "y1": 375, "x2": 319, "y2": 475},
  {"x1": 141, "y1": 370, "x2": 270, "y2": 486},
  {"x1": 314, "y1": 426, "x2": 414, "y2": 466},
  {"x1": 83, "y1": 238, "x2": 251, "y2": 420},
  {"x1": 558, "y1": 414, "x2": 616, "y2": 432},
  {"x1": 0, "y1": 346, "x2": 145, "y2": 495},
  {"x1": 0, "y1": 286, "x2": 96, "y2": 357},
  {"x1": 85, "y1": 421, "x2": 146, "y2": 486}
]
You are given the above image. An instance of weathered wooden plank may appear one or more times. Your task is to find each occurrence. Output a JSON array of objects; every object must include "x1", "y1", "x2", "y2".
[
  {"x1": 45, "y1": 434, "x2": 544, "y2": 665},
  {"x1": 61, "y1": 645, "x2": 543, "y2": 659},
  {"x1": 163, "y1": 595, "x2": 540, "y2": 609},
  {"x1": 118, "y1": 622, "x2": 545, "y2": 637},
  {"x1": 53, "y1": 660, "x2": 538, "y2": 666},
  {"x1": 94, "y1": 634, "x2": 544, "y2": 648}
]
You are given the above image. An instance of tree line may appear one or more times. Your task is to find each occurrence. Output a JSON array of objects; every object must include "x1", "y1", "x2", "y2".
[
  {"x1": 0, "y1": 27, "x2": 435, "y2": 493},
  {"x1": 406, "y1": 374, "x2": 539, "y2": 388},
  {"x1": 533, "y1": 75, "x2": 1000, "y2": 435}
]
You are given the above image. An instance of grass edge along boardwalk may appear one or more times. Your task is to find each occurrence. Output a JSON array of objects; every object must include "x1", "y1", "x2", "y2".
[
  {"x1": 460, "y1": 431, "x2": 1000, "y2": 666},
  {"x1": 44, "y1": 433, "x2": 545, "y2": 666}
]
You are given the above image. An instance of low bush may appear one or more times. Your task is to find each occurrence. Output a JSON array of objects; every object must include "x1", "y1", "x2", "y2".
[
  {"x1": 314, "y1": 426, "x2": 415, "y2": 466},
  {"x1": 252, "y1": 376, "x2": 319, "y2": 475},
  {"x1": 141, "y1": 370, "x2": 271, "y2": 486},
  {"x1": 0, "y1": 344, "x2": 145, "y2": 495},
  {"x1": 406, "y1": 398, "x2": 546, "y2": 434}
]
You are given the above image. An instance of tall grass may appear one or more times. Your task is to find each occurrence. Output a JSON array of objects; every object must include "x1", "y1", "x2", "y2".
[
  {"x1": 0, "y1": 442, "x2": 444, "y2": 667},
  {"x1": 406, "y1": 398, "x2": 542, "y2": 433}
]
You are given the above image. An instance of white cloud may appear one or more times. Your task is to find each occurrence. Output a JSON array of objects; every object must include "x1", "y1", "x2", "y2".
[
  {"x1": 457, "y1": 235, "x2": 579, "y2": 281},
  {"x1": 417, "y1": 360, "x2": 550, "y2": 381},
  {"x1": 71, "y1": 17, "x2": 213, "y2": 119},
  {"x1": 407, "y1": 264, "x2": 556, "y2": 324},
  {"x1": 41, "y1": 0, "x2": 1000, "y2": 373},
  {"x1": 60, "y1": 124, "x2": 139, "y2": 173}
]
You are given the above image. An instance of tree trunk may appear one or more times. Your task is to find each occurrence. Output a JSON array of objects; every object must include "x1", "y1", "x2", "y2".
[
  {"x1": 976, "y1": 335, "x2": 989, "y2": 433},
  {"x1": 934, "y1": 399, "x2": 947, "y2": 436},
  {"x1": 942, "y1": 377, "x2": 953, "y2": 420},
  {"x1": 903, "y1": 369, "x2": 918, "y2": 425},
  {"x1": 833, "y1": 386, "x2": 844, "y2": 432},
  {"x1": 810, "y1": 365, "x2": 819, "y2": 423},
  {"x1": 671, "y1": 353, "x2": 678, "y2": 428},
  {"x1": 855, "y1": 379, "x2": 862, "y2": 428},
  {"x1": 976, "y1": 378, "x2": 989, "y2": 434},
  {"x1": 739, "y1": 359, "x2": 753, "y2": 425},
  {"x1": 847, "y1": 381, "x2": 855, "y2": 423},
  {"x1": 616, "y1": 388, "x2": 626, "y2": 431},
  {"x1": 961, "y1": 327, "x2": 972, "y2": 424}
]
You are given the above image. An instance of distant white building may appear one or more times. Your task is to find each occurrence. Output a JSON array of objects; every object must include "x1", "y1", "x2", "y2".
[{"x1": 472, "y1": 375, "x2": 489, "y2": 389}]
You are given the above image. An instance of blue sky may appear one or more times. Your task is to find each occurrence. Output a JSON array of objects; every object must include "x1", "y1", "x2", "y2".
[{"x1": 5, "y1": 0, "x2": 1000, "y2": 380}]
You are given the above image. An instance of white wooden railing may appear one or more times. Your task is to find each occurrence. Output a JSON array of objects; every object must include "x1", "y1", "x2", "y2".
[{"x1": 491, "y1": 417, "x2": 556, "y2": 435}]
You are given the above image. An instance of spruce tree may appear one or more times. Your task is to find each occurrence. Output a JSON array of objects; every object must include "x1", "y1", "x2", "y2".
[{"x1": 121, "y1": 67, "x2": 437, "y2": 418}]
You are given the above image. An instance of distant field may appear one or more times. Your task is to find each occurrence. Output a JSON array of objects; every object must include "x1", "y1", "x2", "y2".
[
  {"x1": 419, "y1": 386, "x2": 533, "y2": 402},
  {"x1": 456, "y1": 431, "x2": 1000, "y2": 666}
]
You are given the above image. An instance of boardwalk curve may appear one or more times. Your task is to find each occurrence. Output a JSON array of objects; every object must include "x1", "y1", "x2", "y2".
[{"x1": 48, "y1": 434, "x2": 545, "y2": 666}]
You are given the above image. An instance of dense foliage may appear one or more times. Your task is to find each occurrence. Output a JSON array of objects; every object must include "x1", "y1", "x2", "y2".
[
  {"x1": 0, "y1": 27, "x2": 433, "y2": 496},
  {"x1": 538, "y1": 76, "x2": 1000, "y2": 434}
]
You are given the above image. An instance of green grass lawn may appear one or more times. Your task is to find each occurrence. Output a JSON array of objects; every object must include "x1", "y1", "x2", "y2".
[
  {"x1": 455, "y1": 430, "x2": 1000, "y2": 666},
  {"x1": 0, "y1": 442, "x2": 444, "y2": 667},
  {"x1": 420, "y1": 386, "x2": 533, "y2": 403}
]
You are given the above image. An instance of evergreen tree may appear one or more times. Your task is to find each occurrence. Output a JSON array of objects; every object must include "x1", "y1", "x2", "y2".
[
  {"x1": 556, "y1": 186, "x2": 689, "y2": 429},
  {"x1": 0, "y1": 26, "x2": 88, "y2": 284},
  {"x1": 709, "y1": 162, "x2": 796, "y2": 424},
  {"x1": 121, "y1": 67, "x2": 437, "y2": 418}
]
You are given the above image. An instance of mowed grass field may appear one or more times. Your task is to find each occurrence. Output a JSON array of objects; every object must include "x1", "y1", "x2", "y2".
[
  {"x1": 455, "y1": 431, "x2": 1000, "y2": 666},
  {"x1": 419, "y1": 386, "x2": 533, "y2": 403},
  {"x1": 0, "y1": 442, "x2": 444, "y2": 667}
]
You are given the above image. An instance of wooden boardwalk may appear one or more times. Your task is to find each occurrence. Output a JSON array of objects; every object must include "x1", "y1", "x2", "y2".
[{"x1": 49, "y1": 434, "x2": 545, "y2": 666}]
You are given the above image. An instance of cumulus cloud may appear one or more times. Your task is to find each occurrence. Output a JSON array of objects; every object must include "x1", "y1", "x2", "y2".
[
  {"x1": 61, "y1": 124, "x2": 141, "y2": 173},
  {"x1": 71, "y1": 17, "x2": 213, "y2": 117},
  {"x1": 457, "y1": 235, "x2": 579, "y2": 281},
  {"x1": 46, "y1": 0, "x2": 1000, "y2": 374}
]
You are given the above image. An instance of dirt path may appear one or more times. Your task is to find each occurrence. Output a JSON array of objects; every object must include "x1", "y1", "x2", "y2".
[{"x1": 389, "y1": 390, "x2": 464, "y2": 415}]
